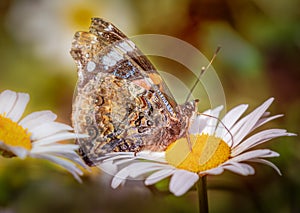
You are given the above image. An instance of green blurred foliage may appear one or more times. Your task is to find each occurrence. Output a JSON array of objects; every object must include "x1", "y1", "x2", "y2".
[{"x1": 0, "y1": 0, "x2": 299, "y2": 212}]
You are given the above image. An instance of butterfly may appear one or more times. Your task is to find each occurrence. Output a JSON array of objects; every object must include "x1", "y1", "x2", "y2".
[{"x1": 71, "y1": 18, "x2": 198, "y2": 166}]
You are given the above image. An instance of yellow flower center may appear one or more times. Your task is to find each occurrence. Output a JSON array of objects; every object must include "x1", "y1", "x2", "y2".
[
  {"x1": 166, "y1": 134, "x2": 230, "y2": 173},
  {"x1": 0, "y1": 114, "x2": 32, "y2": 154}
]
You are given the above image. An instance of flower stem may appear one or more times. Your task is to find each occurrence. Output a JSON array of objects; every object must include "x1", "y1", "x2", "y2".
[{"x1": 197, "y1": 175, "x2": 208, "y2": 213}]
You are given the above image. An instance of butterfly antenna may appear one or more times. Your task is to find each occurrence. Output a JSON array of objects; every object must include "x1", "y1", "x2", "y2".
[
  {"x1": 185, "y1": 46, "x2": 221, "y2": 102},
  {"x1": 185, "y1": 133, "x2": 193, "y2": 151}
]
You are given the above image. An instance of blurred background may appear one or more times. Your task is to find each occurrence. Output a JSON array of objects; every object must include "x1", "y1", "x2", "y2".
[{"x1": 0, "y1": 0, "x2": 299, "y2": 212}]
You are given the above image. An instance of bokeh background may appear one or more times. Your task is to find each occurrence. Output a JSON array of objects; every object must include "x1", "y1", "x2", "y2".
[{"x1": 0, "y1": 0, "x2": 299, "y2": 212}]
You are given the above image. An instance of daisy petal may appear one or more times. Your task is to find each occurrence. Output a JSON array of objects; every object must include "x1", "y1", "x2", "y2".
[
  {"x1": 128, "y1": 162, "x2": 170, "y2": 178},
  {"x1": 232, "y1": 129, "x2": 290, "y2": 156},
  {"x1": 200, "y1": 167, "x2": 224, "y2": 175},
  {"x1": 231, "y1": 98, "x2": 274, "y2": 147},
  {"x1": 33, "y1": 132, "x2": 79, "y2": 145},
  {"x1": 189, "y1": 114, "x2": 208, "y2": 134},
  {"x1": 203, "y1": 106, "x2": 223, "y2": 135},
  {"x1": 169, "y1": 170, "x2": 199, "y2": 196},
  {"x1": 19, "y1": 110, "x2": 57, "y2": 129},
  {"x1": 51, "y1": 152, "x2": 88, "y2": 169},
  {"x1": 31, "y1": 144, "x2": 79, "y2": 154},
  {"x1": 145, "y1": 169, "x2": 175, "y2": 185},
  {"x1": 248, "y1": 158, "x2": 282, "y2": 175},
  {"x1": 30, "y1": 122, "x2": 73, "y2": 140},
  {"x1": 221, "y1": 104, "x2": 248, "y2": 129},
  {"x1": 98, "y1": 161, "x2": 118, "y2": 175},
  {"x1": 137, "y1": 151, "x2": 166, "y2": 163},
  {"x1": 102, "y1": 153, "x2": 135, "y2": 163},
  {"x1": 0, "y1": 90, "x2": 17, "y2": 115},
  {"x1": 7, "y1": 92, "x2": 29, "y2": 122},
  {"x1": 251, "y1": 114, "x2": 283, "y2": 131},
  {"x1": 0, "y1": 141, "x2": 28, "y2": 159},
  {"x1": 223, "y1": 162, "x2": 255, "y2": 175},
  {"x1": 230, "y1": 149, "x2": 279, "y2": 162},
  {"x1": 111, "y1": 167, "x2": 130, "y2": 188},
  {"x1": 31, "y1": 153, "x2": 83, "y2": 182},
  {"x1": 114, "y1": 158, "x2": 137, "y2": 166},
  {"x1": 216, "y1": 104, "x2": 248, "y2": 140}
]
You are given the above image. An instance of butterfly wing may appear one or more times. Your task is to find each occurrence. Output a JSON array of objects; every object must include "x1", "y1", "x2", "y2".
[
  {"x1": 72, "y1": 18, "x2": 177, "y2": 112},
  {"x1": 71, "y1": 18, "x2": 196, "y2": 165}
]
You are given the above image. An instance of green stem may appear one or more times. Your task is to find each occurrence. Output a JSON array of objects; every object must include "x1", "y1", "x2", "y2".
[{"x1": 197, "y1": 175, "x2": 208, "y2": 213}]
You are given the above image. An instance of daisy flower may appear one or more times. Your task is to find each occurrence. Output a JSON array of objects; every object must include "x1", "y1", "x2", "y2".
[
  {"x1": 0, "y1": 90, "x2": 87, "y2": 182},
  {"x1": 101, "y1": 98, "x2": 295, "y2": 196}
]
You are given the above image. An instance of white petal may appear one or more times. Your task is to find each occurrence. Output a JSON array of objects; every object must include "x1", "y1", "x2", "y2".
[
  {"x1": 7, "y1": 92, "x2": 29, "y2": 122},
  {"x1": 30, "y1": 122, "x2": 73, "y2": 140},
  {"x1": 251, "y1": 114, "x2": 283, "y2": 131},
  {"x1": 222, "y1": 104, "x2": 248, "y2": 129},
  {"x1": 231, "y1": 98, "x2": 274, "y2": 148},
  {"x1": 215, "y1": 104, "x2": 248, "y2": 140},
  {"x1": 128, "y1": 162, "x2": 170, "y2": 178},
  {"x1": 33, "y1": 132, "x2": 78, "y2": 145},
  {"x1": 111, "y1": 167, "x2": 130, "y2": 188},
  {"x1": 169, "y1": 170, "x2": 199, "y2": 196},
  {"x1": 0, "y1": 141, "x2": 28, "y2": 159},
  {"x1": 232, "y1": 129, "x2": 290, "y2": 156},
  {"x1": 0, "y1": 90, "x2": 17, "y2": 115},
  {"x1": 54, "y1": 152, "x2": 88, "y2": 169},
  {"x1": 145, "y1": 169, "x2": 175, "y2": 185},
  {"x1": 97, "y1": 152, "x2": 138, "y2": 164},
  {"x1": 222, "y1": 162, "x2": 255, "y2": 175},
  {"x1": 230, "y1": 149, "x2": 279, "y2": 162},
  {"x1": 31, "y1": 144, "x2": 79, "y2": 153},
  {"x1": 19, "y1": 110, "x2": 57, "y2": 129},
  {"x1": 137, "y1": 151, "x2": 166, "y2": 163},
  {"x1": 189, "y1": 114, "x2": 208, "y2": 135},
  {"x1": 202, "y1": 106, "x2": 223, "y2": 135},
  {"x1": 262, "y1": 111, "x2": 271, "y2": 117},
  {"x1": 137, "y1": 150, "x2": 165, "y2": 158},
  {"x1": 101, "y1": 152, "x2": 166, "y2": 168},
  {"x1": 30, "y1": 153, "x2": 83, "y2": 182},
  {"x1": 114, "y1": 158, "x2": 137, "y2": 166},
  {"x1": 98, "y1": 161, "x2": 118, "y2": 176},
  {"x1": 248, "y1": 158, "x2": 282, "y2": 175},
  {"x1": 102, "y1": 153, "x2": 135, "y2": 163},
  {"x1": 200, "y1": 167, "x2": 224, "y2": 175}
]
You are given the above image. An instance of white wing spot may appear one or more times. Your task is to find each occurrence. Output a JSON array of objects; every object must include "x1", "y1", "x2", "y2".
[
  {"x1": 105, "y1": 24, "x2": 113, "y2": 31},
  {"x1": 86, "y1": 61, "x2": 96, "y2": 72},
  {"x1": 102, "y1": 56, "x2": 116, "y2": 67},
  {"x1": 118, "y1": 41, "x2": 134, "y2": 53},
  {"x1": 127, "y1": 40, "x2": 136, "y2": 49},
  {"x1": 108, "y1": 50, "x2": 123, "y2": 62}
]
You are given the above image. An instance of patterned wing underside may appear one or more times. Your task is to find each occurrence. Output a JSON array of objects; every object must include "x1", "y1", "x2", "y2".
[
  {"x1": 71, "y1": 18, "x2": 176, "y2": 109},
  {"x1": 71, "y1": 18, "x2": 197, "y2": 165}
]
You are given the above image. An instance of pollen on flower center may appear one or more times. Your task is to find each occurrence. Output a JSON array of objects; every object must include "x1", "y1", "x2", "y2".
[
  {"x1": 0, "y1": 114, "x2": 32, "y2": 151},
  {"x1": 165, "y1": 134, "x2": 230, "y2": 173}
]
